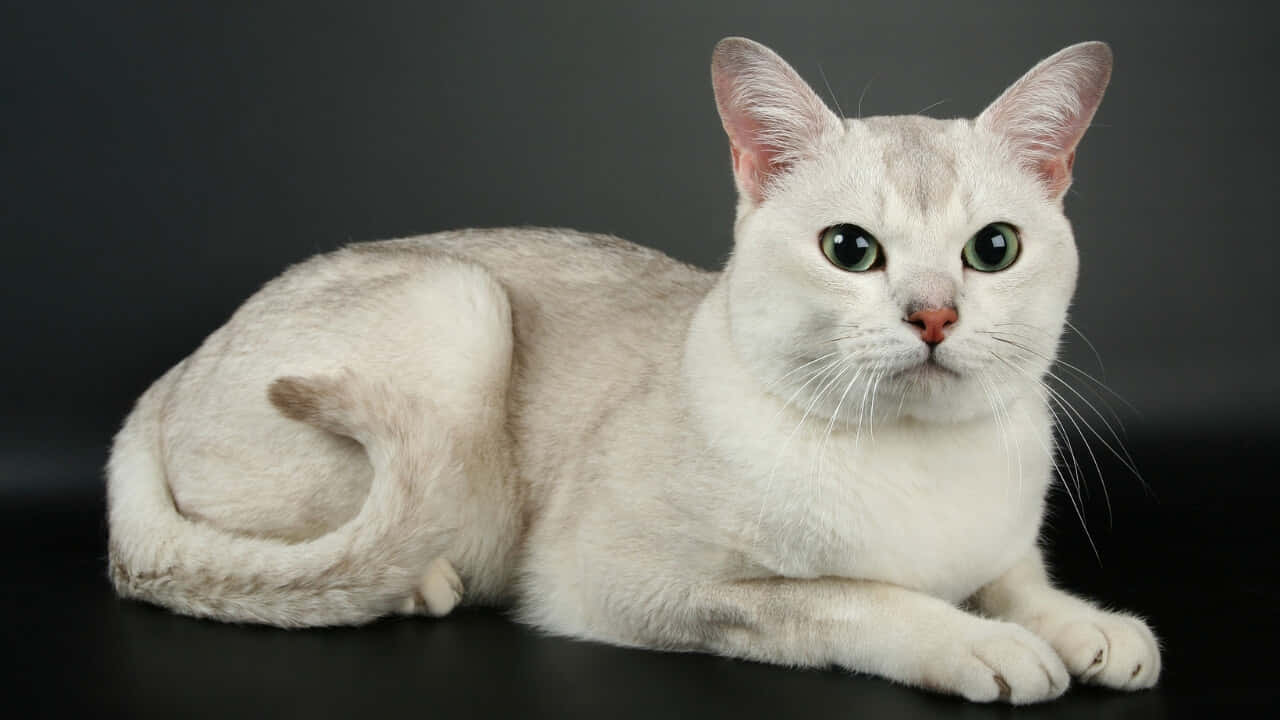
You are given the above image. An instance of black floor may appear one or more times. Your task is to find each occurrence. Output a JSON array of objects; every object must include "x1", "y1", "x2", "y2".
[{"x1": 3, "y1": 429, "x2": 1275, "y2": 718}]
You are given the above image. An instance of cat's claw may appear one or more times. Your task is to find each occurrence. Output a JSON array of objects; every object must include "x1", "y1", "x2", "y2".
[
  {"x1": 923, "y1": 621, "x2": 1070, "y2": 704},
  {"x1": 1045, "y1": 614, "x2": 1161, "y2": 689}
]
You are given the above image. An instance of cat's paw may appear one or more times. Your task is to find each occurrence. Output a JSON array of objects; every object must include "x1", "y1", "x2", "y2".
[
  {"x1": 1038, "y1": 612, "x2": 1161, "y2": 689},
  {"x1": 923, "y1": 621, "x2": 1070, "y2": 704},
  {"x1": 419, "y1": 556, "x2": 465, "y2": 617},
  {"x1": 398, "y1": 557, "x2": 465, "y2": 617}
]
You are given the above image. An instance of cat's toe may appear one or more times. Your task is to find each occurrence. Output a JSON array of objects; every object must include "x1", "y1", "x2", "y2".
[
  {"x1": 925, "y1": 622, "x2": 1069, "y2": 704},
  {"x1": 1051, "y1": 614, "x2": 1160, "y2": 689},
  {"x1": 1050, "y1": 621, "x2": 1110, "y2": 678}
]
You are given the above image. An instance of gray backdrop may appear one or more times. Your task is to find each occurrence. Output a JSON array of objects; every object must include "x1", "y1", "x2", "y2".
[{"x1": 3, "y1": 1, "x2": 1276, "y2": 491}]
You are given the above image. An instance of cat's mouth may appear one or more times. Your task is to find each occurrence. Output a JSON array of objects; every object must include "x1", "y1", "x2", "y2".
[{"x1": 897, "y1": 353, "x2": 961, "y2": 380}]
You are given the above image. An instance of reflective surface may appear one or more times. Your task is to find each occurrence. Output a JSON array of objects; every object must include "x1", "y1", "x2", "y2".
[{"x1": 3, "y1": 432, "x2": 1273, "y2": 717}]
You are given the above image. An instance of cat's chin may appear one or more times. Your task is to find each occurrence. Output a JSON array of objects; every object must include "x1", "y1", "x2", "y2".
[{"x1": 881, "y1": 362, "x2": 1019, "y2": 425}]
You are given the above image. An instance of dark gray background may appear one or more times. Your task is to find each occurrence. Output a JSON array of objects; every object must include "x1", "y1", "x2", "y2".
[
  {"x1": 3, "y1": 0, "x2": 1277, "y2": 492},
  {"x1": 3, "y1": 4, "x2": 1278, "y2": 714}
]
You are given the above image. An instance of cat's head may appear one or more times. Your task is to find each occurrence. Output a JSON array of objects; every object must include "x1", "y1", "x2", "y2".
[{"x1": 712, "y1": 37, "x2": 1110, "y2": 424}]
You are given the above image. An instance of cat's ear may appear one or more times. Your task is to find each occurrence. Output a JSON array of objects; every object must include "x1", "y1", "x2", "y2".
[
  {"x1": 977, "y1": 42, "x2": 1112, "y2": 199},
  {"x1": 711, "y1": 37, "x2": 843, "y2": 204}
]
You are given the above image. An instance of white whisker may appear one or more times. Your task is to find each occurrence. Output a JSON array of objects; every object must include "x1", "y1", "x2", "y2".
[{"x1": 988, "y1": 349, "x2": 1102, "y2": 561}]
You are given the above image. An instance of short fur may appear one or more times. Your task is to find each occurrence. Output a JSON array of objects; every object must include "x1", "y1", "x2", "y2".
[{"x1": 106, "y1": 38, "x2": 1160, "y2": 703}]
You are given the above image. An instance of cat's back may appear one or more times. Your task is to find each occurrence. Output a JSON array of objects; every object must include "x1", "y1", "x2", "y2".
[
  {"x1": 171, "y1": 225, "x2": 714, "y2": 425},
  {"x1": 357, "y1": 227, "x2": 715, "y2": 321},
  {"x1": 196, "y1": 226, "x2": 715, "y2": 363},
  {"x1": 356, "y1": 227, "x2": 718, "y2": 407}
]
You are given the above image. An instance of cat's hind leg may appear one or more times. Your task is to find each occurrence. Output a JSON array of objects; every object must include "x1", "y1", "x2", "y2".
[{"x1": 124, "y1": 255, "x2": 523, "y2": 625}]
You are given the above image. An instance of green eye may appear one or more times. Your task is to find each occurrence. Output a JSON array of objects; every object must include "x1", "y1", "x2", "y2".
[
  {"x1": 820, "y1": 224, "x2": 882, "y2": 272},
  {"x1": 963, "y1": 222, "x2": 1020, "y2": 272}
]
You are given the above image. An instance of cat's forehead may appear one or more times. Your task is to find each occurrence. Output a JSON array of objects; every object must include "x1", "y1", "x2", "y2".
[{"x1": 844, "y1": 115, "x2": 968, "y2": 216}]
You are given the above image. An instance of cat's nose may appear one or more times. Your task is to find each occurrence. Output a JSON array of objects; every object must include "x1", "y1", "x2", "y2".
[{"x1": 905, "y1": 307, "x2": 958, "y2": 346}]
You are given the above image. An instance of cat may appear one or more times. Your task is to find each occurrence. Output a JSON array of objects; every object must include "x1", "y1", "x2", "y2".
[{"x1": 106, "y1": 37, "x2": 1161, "y2": 704}]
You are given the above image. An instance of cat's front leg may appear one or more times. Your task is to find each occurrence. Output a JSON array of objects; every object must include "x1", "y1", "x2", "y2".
[
  {"x1": 973, "y1": 548, "x2": 1161, "y2": 690},
  {"x1": 692, "y1": 577, "x2": 1069, "y2": 704}
]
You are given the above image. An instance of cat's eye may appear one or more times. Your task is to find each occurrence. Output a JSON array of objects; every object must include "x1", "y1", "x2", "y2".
[
  {"x1": 820, "y1": 224, "x2": 882, "y2": 272},
  {"x1": 963, "y1": 222, "x2": 1020, "y2": 272}
]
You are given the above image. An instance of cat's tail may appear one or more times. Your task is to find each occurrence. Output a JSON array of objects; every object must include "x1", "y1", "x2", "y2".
[{"x1": 106, "y1": 367, "x2": 455, "y2": 627}]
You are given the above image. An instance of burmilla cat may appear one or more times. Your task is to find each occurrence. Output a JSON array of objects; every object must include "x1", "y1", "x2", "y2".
[{"x1": 106, "y1": 37, "x2": 1160, "y2": 704}]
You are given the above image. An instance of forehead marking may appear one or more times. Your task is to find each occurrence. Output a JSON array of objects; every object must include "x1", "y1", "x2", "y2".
[{"x1": 866, "y1": 116, "x2": 958, "y2": 215}]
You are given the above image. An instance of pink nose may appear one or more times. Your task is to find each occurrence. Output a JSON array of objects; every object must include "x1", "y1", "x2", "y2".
[{"x1": 906, "y1": 307, "x2": 958, "y2": 346}]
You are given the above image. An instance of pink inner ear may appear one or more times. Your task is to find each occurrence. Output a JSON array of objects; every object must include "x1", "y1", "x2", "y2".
[
  {"x1": 714, "y1": 73, "x2": 780, "y2": 203},
  {"x1": 718, "y1": 94, "x2": 819, "y2": 204},
  {"x1": 711, "y1": 37, "x2": 842, "y2": 205},
  {"x1": 725, "y1": 121, "x2": 780, "y2": 203},
  {"x1": 1037, "y1": 150, "x2": 1075, "y2": 197},
  {"x1": 978, "y1": 42, "x2": 1111, "y2": 200}
]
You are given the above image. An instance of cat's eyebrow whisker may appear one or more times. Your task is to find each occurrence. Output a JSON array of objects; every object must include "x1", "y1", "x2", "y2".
[
  {"x1": 816, "y1": 60, "x2": 846, "y2": 119},
  {"x1": 915, "y1": 98, "x2": 950, "y2": 116},
  {"x1": 856, "y1": 77, "x2": 875, "y2": 119}
]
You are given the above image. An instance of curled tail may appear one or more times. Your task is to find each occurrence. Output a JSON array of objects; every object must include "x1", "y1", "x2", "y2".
[{"x1": 107, "y1": 368, "x2": 456, "y2": 627}]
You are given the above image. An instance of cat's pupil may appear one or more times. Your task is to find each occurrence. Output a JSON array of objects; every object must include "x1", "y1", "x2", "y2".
[
  {"x1": 833, "y1": 226, "x2": 871, "y2": 266},
  {"x1": 974, "y1": 228, "x2": 1008, "y2": 266}
]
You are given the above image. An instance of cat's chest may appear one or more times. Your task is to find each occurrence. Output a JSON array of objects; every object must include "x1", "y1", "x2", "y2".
[{"x1": 738, "y1": 421, "x2": 1051, "y2": 602}]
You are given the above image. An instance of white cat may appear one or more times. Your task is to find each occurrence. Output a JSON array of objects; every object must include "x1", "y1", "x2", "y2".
[{"x1": 106, "y1": 37, "x2": 1161, "y2": 703}]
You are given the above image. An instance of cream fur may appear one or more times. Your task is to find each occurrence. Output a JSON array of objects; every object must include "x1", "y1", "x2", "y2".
[{"x1": 106, "y1": 38, "x2": 1160, "y2": 703}]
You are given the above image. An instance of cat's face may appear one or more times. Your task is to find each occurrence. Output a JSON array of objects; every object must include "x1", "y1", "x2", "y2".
[{"x1": 712, "y1": 38, "x2": 1110, "y2": 424}]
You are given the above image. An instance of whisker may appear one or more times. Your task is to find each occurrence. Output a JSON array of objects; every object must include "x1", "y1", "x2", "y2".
[
  {"x1": 816, "y1": 60, "x2": 846, "y2": 119},
  {"x1": 976, "y1": 370, "x2": 1015, "y2": 504},
  {"x1": 990, "y1": 333, "x2": 1144, "y2": 483},
  {"x1": 814, "y1": 361, "x2": 868, "y2": 493},
  {"x1": 983, "y1": 331, "x2": 1140, "y2": 418},
  {"x1": 753, "y1": 355, "x2": 859, "y2": 547},
  {"x1": 761, "y1": 350, "x2": 842, "y2": 395},
  {"x1": 857, "y1": 77, "x2": 874, "y2": 119},
  {"x1": 1042, "y1": 371, "x2": 1144, "y2": 478},
  {"x1": 1064, "y1": 319, "x2": 1108, "y2": 377},
  {"x1": 915, "y1": 97, "x2": 950, "y2": 115},
  {"x1": 988, "y1": 350, "x2": 1103, "y2": 561},
  {"x1": 990, "y1": 350, "x2": 1117, "y2": 527}
]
